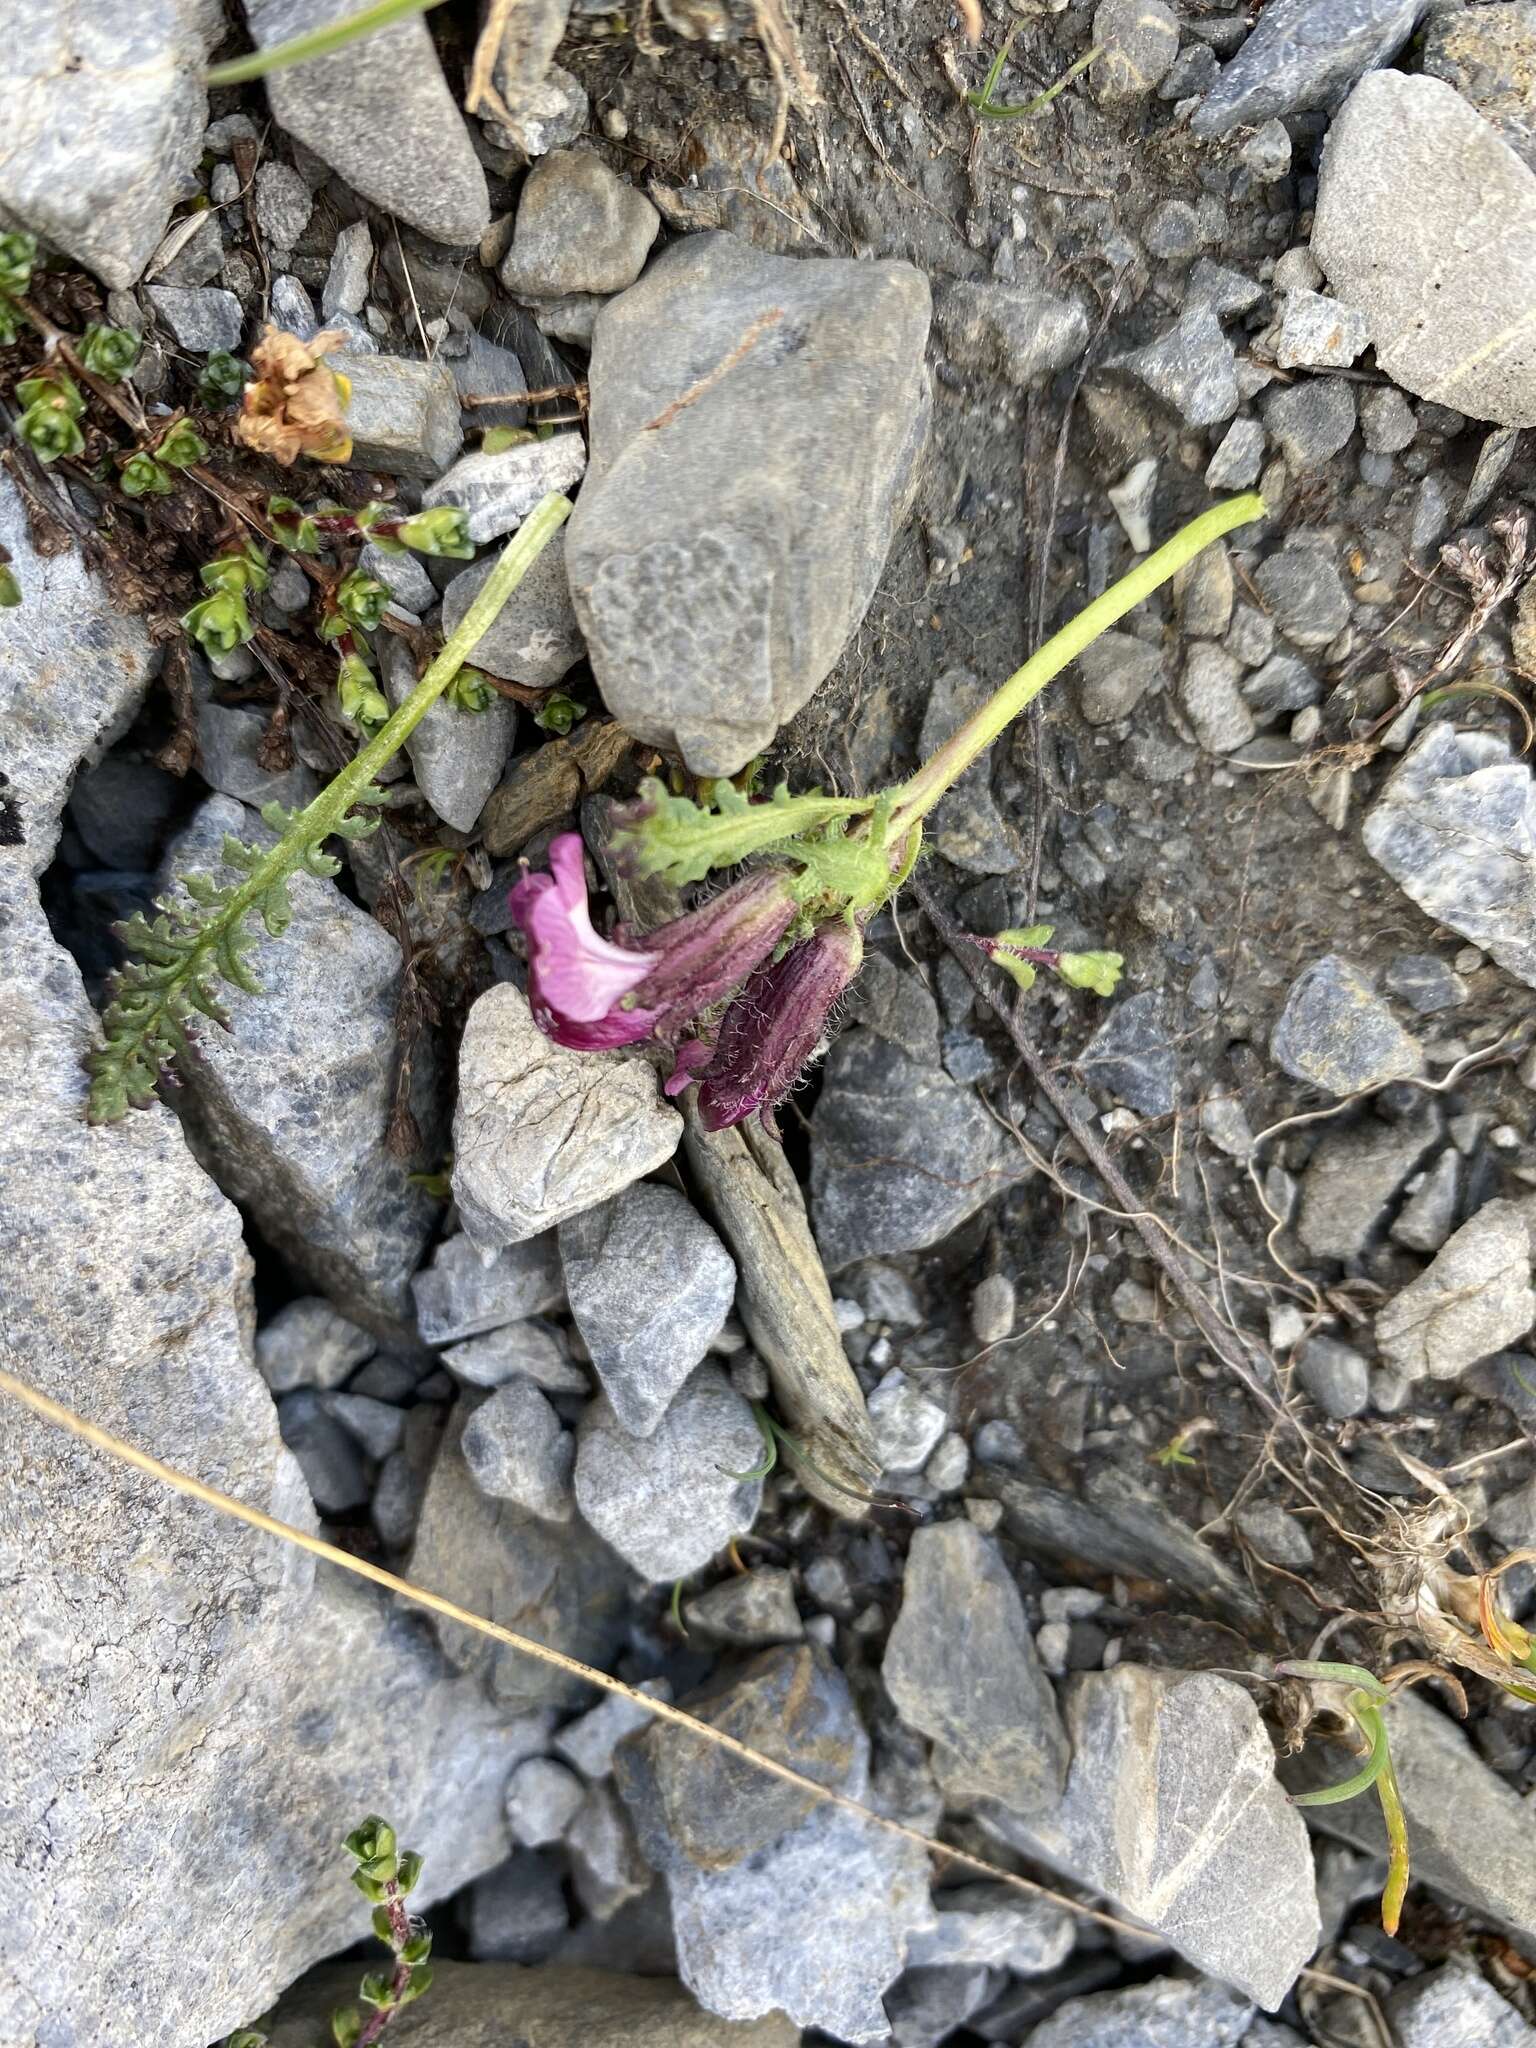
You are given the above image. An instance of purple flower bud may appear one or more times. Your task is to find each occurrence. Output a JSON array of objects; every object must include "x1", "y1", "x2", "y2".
[
  {"x1": 509, "y1": 833, "x2": 799, "y2": 1050},
  {"x1": 686, "y1": 919, "x2": 864, "y2": 1134}
]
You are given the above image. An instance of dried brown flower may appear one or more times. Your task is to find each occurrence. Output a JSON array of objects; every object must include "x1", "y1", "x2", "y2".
[{"x1": 235, "y1": 325, "x2": 353, "y2": 465}]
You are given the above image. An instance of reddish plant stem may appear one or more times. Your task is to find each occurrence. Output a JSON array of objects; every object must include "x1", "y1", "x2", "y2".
[{"x1": 355, "y1": 1879, "x2": 414, "y2": 2048}]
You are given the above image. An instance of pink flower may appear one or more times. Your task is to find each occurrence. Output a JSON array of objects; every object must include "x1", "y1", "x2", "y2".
[
  {"x1": 510, "y1": 833, "x2": 800, "y2": 1052},
  {"x1": 681, "y1": 919, "x2": 865, "y2": 1135}
]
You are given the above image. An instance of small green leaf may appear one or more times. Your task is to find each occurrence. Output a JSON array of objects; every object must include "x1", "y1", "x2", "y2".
[
  {"x1": 159, "y1": 419, "x2": 209, "y2": 468},
  {"x1": 395, "y1": 1849, "x2": 423, "y2": 1895},
  {"x1": 532, "y1": 689, "x2": 586, "y2": 736},
  {"x1": 182, "y1": 589, "x2": 253, "y2": 655},
  {"x1": 394, "y1": 503, "x2": 474, "y2": 558},
  {"x1": 400, "y1": 1962, "x2": 433, "y2": 2004},
  {"x1": 121, "y1": 451, "x2": 174, "y2": 497},
  {"x1": 358, "y1": 1970, "x2": 392, "y2": 2010},
  {"x1": 1055, "y1": 949, "x2": 1123, "y2": 997},
  {"x1": 267, "y1": 494, "x2": 319, "y2": 552},
  {"x1": 330, "y1": 2006, "x2": 363, "y2": 2048},
  {"x1": 17, "y1": 392, "x2": 85, "y2": 462},
  {"x1": 199, "y1": 349, "x2": 247, "y2": 403},
  {"x1": 0, "y1": 228, "x2": 37, "y2": 297},
  {"x1": 372, "y1": 1904, "x2": 394, "y2": 1944},
  {"x1": 0, "y1": 562, "x2": 22, "y2": 606},
  {"x1": 79, "y1": 323, "x2": 142, "y2": 382},
  {"x1": 336, "y1": 567, "x2": 389, "y2": 632},
  {"x1": 445, "y1": 665, "x2": 493, "y2": 713},
  {"x1": 337, "y1": 650, "x2": 389, "y2": 729},
  {"x1": 400, "y1": 1930, "x2": 431, "y2": 1963},
  {"x1": 482, "y1": 425, "x2": 535, "y2": 453}
]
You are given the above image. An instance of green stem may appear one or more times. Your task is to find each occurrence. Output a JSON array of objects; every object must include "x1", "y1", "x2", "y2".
[
  {"x1": 887, "y1": 493, "x2": 1265, "y2": 838},
  {"x1": 206, "y1": 0, "x2": 447, "y2": 86},
  {"x1": 973, "y1": 44, "x2": 1103, "y2": 121}
]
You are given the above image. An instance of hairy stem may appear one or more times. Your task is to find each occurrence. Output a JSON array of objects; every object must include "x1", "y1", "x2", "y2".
[
  {"x1": 888, "y1": 493, "x2": 1264, "y2": 836},
  {"x1": 207, "y1": 0, "x2": 447, "y2": 85},
  {"x1": 356, "y1": 1880, "x2": 413, "y2": 2048}
]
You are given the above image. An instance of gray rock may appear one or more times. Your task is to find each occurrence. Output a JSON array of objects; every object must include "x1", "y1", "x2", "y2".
[
  {"x1": 1390, "y1": 1960, "x2": 1536, "y2": 2048},
  {"x1": 1376, "y1": 1198, "x2": 1536, "y2": 1378},
  {"x1": 684, "y1": 1566, "x2": 804, "y2": 1645},
  {"x1": 1360, "y1": 384, "x2": 1418, "y2": 453},
  {"x1": 1271, "y1": 954, "x2": 1424, "y2": 1095},
  {"x1": 408, "y1": 1399, "x2": 629, "y2": 1711},
  {"x1": 1363, "y1": 725, "x2": 1536, "y2": 988},
  {"x1": 507, "y1": 1755, "x2": 587, "y2": 1846},
  {"x1": 359, "y1": 540, "x2": 437, "y2": 615},
  {"x1": 559, "y1": 1182, "x2": 736, "y2": 1437},
  {"x1": 566, "y1": 232, "x2": 931, "y2": 776},
  {"x1": 1273, "y1": 289, "x2": 1370, "y2": 370},
  {"x1": 886, "y1": 1965, "x2": 994, "y2": 2048},
  {"x1": 572, "y1": 1365, "x2": 763, "y2": 1582},
  {"x1": 884, "y1": 1520, "x2": 1069, "y2": 1819},
  {"x1": 501, "y1": 149, "x2": 660, "y2": 299},
  {"x1": 146, "y1": 284, "x2": 243, "y2": 351},
  {"x1": 245, "y1": 0, "x2": 489, "y2": 246},
  {"x1": 411, "y1": 1229, "x2": 565, "y2": 1345},
  {"x1": 334, "y1": 352, "x2": 463, "y2": 480},
  {"x1": 1425, "y1": 2, "x2": 1536, "y2": 176},
  {"x1": 1112, "y1": 307, "x2": 1240, "y2": 427},
  {"x1": 325, "y1": 1390, "x2": 405, "y2": 1459},
  {"x1": 1000, "y1": 1667, "x2": 1318, "y2": 2008},
  {"x1": 0, "y1": 0, "x2": 210, "y2": 289},
  {"x1": 1205, "y1": 417, "x2": 1267, "y2": 490},
  {"x1": 462, "y1": 1379, "x2": 575, "y2": 1521},
  {"x1": 1242, "y1": 118, "x2": 1294, "y2": 181},
  {"x1": 1392, "y1": 1147, "x2": 1462, "y2": 1253},
  {"x1": 278, "y1": 1388, "x2": 373, "y2": 1514},
  {"x1": 68, "y1": 752, "x2": 179, "y2": 869},
  {"x1": 907, "y1": 1883, "x2": 1074, "y2": 1974},
  {"x1": 453, "y1": 985, "x2": 681, "y2": 1250},
  {"x1": 440, "y1": 533, "x2": 585, "y2": 688},
  {"x1": 1144, "y1": 199, "x2": 1204, "y2": 262},
  {"x1": 270, "y1": 271, "x2": 318, "y2": 340},
  {"x1": 443, "y1": 1318, "x2": 588, "y2": 1394},
  {"x1": 322, "y1": 220, "x2": 374, "y2": 317},
  {"x1": 615, "y1": 1643, "x2": 935, "y2": 2040},
  {"x1": 380, "y1": 631, "x2": 515, "y2": 833},
  {"x1": 1253, "y1": 539, "x2": 1351, "y2": 650},
  {"x1": 266, "y1": 1959, "x2": 799, "y2": 2046},
  {"x1": 161, "y1": 797, "x2": 440, "y2": 1325},
  {"x1": 1078, "y1": 990, "x2": 1178, "y2": 1116},
  {"x1": 1242, "y1": 653, "x2": 1320, "y2": 718},
  {"x1": 1295, "y1": 1335, "x2": 1371, "y2": 1417},
  {"x1": 1076, "y1": 631, "x2": 1164, "y2": 724},
  {"x1": 1174, "y1": 543, "x2": 1235, "y2": 638},
  {"x1": 869, "y1": 1367, "x2": 950, "y2": 1474},
  {"x1": 1263, "y1": 376, "x2": 1357, "y2": 469},
  {"x1": 464, "y1": 1853, "x2": 570, "y2": 1963},
  {"x1": 555, "y1": 1688, "x2": 664, "y2": 1780},
  {"x1": 1290, "y1": 1689, "x2": 1536, "y2": 1943},
  {"x1": 971, "y1": 1273, "x2": 1017, "y2": 1346},
  {"x1": 252, "y1": 161, "x2": 313, "y2": 252},
  {"x1": 1180, "y1": 644, "x2": 1257, "y2": 752},
  {"x1": 1192, "y1": 0, "x2": 1422, "y2": 135},
  {"x1": 1313, "y1": 71, "x2": 1536, "y2": 425},
  {"x1": 918, "y1": 667, "x2": 1019, "y2": 871},
  {"x1": 1027, "y1": 1976, "x2": 1255, "y2": 2048},
  {"x1": 936, "y1": 281, "x2": 1090, "y2": 387},
  {"x1": 196, "y1": 700, "x2": 319, "y2": 813},
  {"x1": 1296, "y1": 1100, "x2": 1441, "y2": 1260},
  {"x1": 1235, "y1": 1500, "x2": 1315, "y2": 1568},
  {"x1": 0, "y1": 503, "x2": 536, "y2": 2033},
  {"x1": 449, "y1": 328, "x2": 531, "y2": 432},
  {"x1": 810, "y1": 1031, "x2": 1024, "y2": 1269},
  {"x1": 422, "y1": 434, "x2": 587, "y2": 548},
  {"x1": 371, "y1": 1402, "x2": 444, "y2": 1549},
  {"x1": 486, "y1": 62, "x2": 589, "y2": 159},
  {"x1": 1187, "y1": 259, "x2": 1264, "y2": 319},
  {"x1": 255, "y1": 1296, "x2": 377, "y2": 1393},
  {"x1": 567, "y1": 1779, "x2": 652, "y2": 1919},
  {"x1": 1091, "y1": 0, "x2": 1179, "y2": 98}
]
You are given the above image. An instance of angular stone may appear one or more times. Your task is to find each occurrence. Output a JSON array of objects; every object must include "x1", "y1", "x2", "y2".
[
  {"x1": 196, "y1": 699, "x2": 318, "y2": 814},
  {"x1": 464, "y1": 1851, "x2": 570, "y2": 1962},
  {"x1": 440, "y1": 533, "x2": 586, "y2": 688},
  {"x1": 573, "y1": 1365, "x2": 763, "y2": 1582},
  {"x1": 1296, "y1": 1100, "x2": 1441, "y2": 1260},
  {"x1": 1313, "y1": 71, "x2": 1536, "y2": 425},
  {"x1": 506, "y1": 1755, "x2": 586, "y2": 1846},
  {"x1": 884, "y1": 1521, "x2": 1069, "y2": 1819},
  {"x1": 1194, "y1": 0, "x2": 1420, "y2": 135},
  {"x1": 381, "y1": 631, "x2": 516, "y2": 832},
  {"x1": 1364, "y1": 725, "x2": 1536, "y2": 988},
  {"x1": 461, "y1": 1379, "x2": 574, "y2": 1521},
  {"x1": 452, "y1": 984, "x2": 681, "y2": 1250},
  {"x1": 907, "y1": 1883, "x2": 1075, "y2": 1973},
  {"x1": 811, "y1": 1032, "x2": 1023, "y2": 1269},
  {"x1": 918, "y1": 667, "x2": 1019, "y2": 872},
  {"x1": 1206, "y1": 416, "x2": 1267, "y2": 490},
  {"x1": 1263, "y1": 377, "x2": 1358, "y2": 468},
  {"x1": 1376, "y1": 1198, "x2": 1536, "y2": 1379},
  {"x1": 616, "y1": 1643, "x2": 934, "y2": 2041},
  {"x1": 322, "y1": 220, "x2": 374, "y2": 317},
  {"x1": 246, "y1": 0, "x2": 489, "y2": 246},
  {"x1": 559, "y1": 1182, "x2": 736, "y2": 1437},
  {"x1": 1091, "y1": 0, "x2": 1179, "y2": 98},
  {"x1": 555, "y1": 1687, "x2": 663, "y2": 1780},
  {"x1": 1253, "y1": 538, "x2": 1352, "y2": 649},
  {"x1": 408, "y1": 1399, "x2": 629, "y2": 1712},
  {"x1": 255, "y1": 1296, "x2": 376, "y2": 1394},
  {"x1": 1112, "y1": 307, "x2": 1240, "y2": 427},
  {"x1": 1075, "y1": 632, "x2": 1164, "y2": 724},
  {"x1": 146, "y1": 283, "x2": 243, "y2": 351},
  {"x1": 1026, "y1": 1976, "x2": 1255, "y2": 2048},
  {"x1": 325, "y1": 1390, "x2": 405, "y2": 1459},
  {"x1": 868, "y1": 1367, "x2": 949, "y2": 1474},
  {"x1": 1271, "y1": 955, "x2": 1424, "y2": 1095},
  {"x1": 252, "y1": 161, "x2": 312, "y2": 251},
  {"x1": 0, "y1": 0, "x2": 210, "y2": 288},
  {"x1": 1243, "y1": 653, "x2": 1320, "y2": 719},
  {"x1": 1392, "y1": 1147, "x2": 1462, "y2": 1253},
  {"x1": 161, "y1": 797, "x2": 440, "y2": 1326},
  {"x1": 1180, "y1": 643, "x2": 1256, "y2": 752},
  {"x1": 333, "y1": 352, "x2": 463, "y2": 480},
  {"x1": 1273, "y1": 288, "x2": 1370, "y2": 370},
  {"x1": 267, "y1": 1960, "x2": 801, "y2": 2046},
  {"x1": 1295, "y1": 1335, "x2": 1371, "y2": 1417},
  {"x1": 936, "y1": 281, "x2": 1090, "y2": 387},
  {"x1": 1389, "y1": 1960, "x2": 1536, "y2": 2047},
  {"x1": 422, "y1": 433, "x2": 588, "y2": 546},
  {"x1": 567, "y1": 1778, "x2": 652, "y2": 1919},
  {"x1": 277, "y1": 1387, "x2": 373, "y2": 1514},
  {"x1": 567, "y1": 232, "x2": 931, "y2": 776},
  {"x1": 501, "y1": 149, "x2": 660, "y2": 299},
  {"x1": 684, "y1": 1566, "x2": 804, "y2": 1646},
  {"x1": 411, "y1": 1229, "x2": 564, "y2": 1346},
  {"x1": 443, "y1": 1318, "x2": 587, "y2": 1394},
  {"x1": 999, "y1": 1666, "x2": 1319, "y2": 2009},
  {"x1": 1078, "y1": 990, "x2": 1178, "y2": 1116}
]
